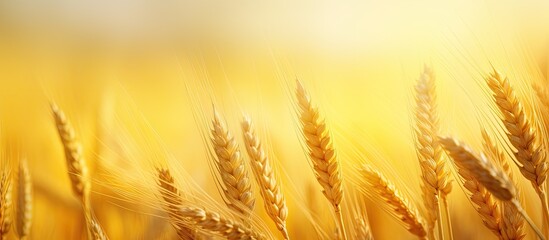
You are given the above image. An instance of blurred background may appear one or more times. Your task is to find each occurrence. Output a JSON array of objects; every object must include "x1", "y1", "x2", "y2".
[{"x1": 1, "y1": 0, "x2": 549, "y2": 239}]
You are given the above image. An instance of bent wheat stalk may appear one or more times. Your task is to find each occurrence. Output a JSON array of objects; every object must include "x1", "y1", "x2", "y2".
[
  {"x1": 486, "y1": 70, "x2": 549, "y2": 231},
  {"x1": 17, "y1": 159, "x2": 32, "y2": 239},
  {"x1": 295, "y1": 80, "x2": 347, "y2": 240},
  {"x1": 0, "y1": 171, "x2": 11, "y2": 240},
  {"x1": 157, "y1": 168, "x2": 196, "y2": 240},
  {"x1": 51, "y1": 103, "x2": 108, "y2": 240},
  {"x1": 156, "y1": 168, "x2": 264, "y2": 240},
  {"x1": 439, "y1": 136, "x2": 544, "y2": 240},
  {"x1": 241, "y1": 117, "x2": 290, "y2": 239},
  {"x1": 360, "y1": 165, "x2": 427, "y2": 239},
  {"x1": 180, "y1": 206, "x2": 265, "y2": 240},
  {"x1": 414, "y1": 66, "x2": 453, "y2": 239},
  {"x1": 210, "y1": 110, "x2": 255, "y2": 217}
]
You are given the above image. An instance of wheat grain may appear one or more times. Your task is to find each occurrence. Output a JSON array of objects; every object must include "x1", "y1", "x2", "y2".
[
  {"x1": 86, "y1": 216, "x2": 108, "y2": 240},
  {"x1": 360, "y1": 165, "x2": 427, "y2": 238},
  {"x1": 481, "y1": 131, "x2": 525, "y2": 240},
  {"x1": 241, "y1": 116, "x2": 289, "y2": 239},
  {"x1": 16, "y1": 159, "x2": 32, "y2": 239},
  {"x1": 295, "y1": 80, "x2": 347, "y2": 240},
  {"x1": 210, "y1": 110, "x2": 255, "y2": 217},
  {"x1": 456, "y1": 161, "x2": 503, "y2": 238},
  {"x1": 486, "y1": 70, "x2": 547, "y2": 192},
  {"x1": 0, "y1": 171, "x2": 11, "y2": 240},
  {"x1": 414, "y1": 66, "x2": 453, "y2": 237},
  {"x1": 157, "y1": 168, "x2": 197, "y2": 240}
]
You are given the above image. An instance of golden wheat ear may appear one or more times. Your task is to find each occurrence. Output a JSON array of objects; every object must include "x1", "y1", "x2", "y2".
[
  {"x1": 486, "y1": 70, "x2": 548, "y2": 192},
  {"x1": 210, "y1": 109, "x2": 255, "y2": 217},
  {"x1": 359, "y1": 165, "x2": 427, "y2": 239},
  {"x1": 241, "y1": 116, "x2": 290, "y2": 239},
  {"x1": 0, "y1": 170, "x2": 12, "y2": 240},
  {"x1": 50, "y1": 103, "x2": 108, "y2": 240},
  {"x1": 439, "y1": 136, "x2": 544, "y2": 239},
  {"x1": 295, "y1": 80, "x2": 347, "y2": 240},
  {"x1": 156, "y1": 168, "x2": 265, "y2": 240},
  {"x1": 16, "y1": 159, "x2": 32, "y2": 239},
  {"x1": 413, "y1": 66, "x2": 453, "y2": 239}
]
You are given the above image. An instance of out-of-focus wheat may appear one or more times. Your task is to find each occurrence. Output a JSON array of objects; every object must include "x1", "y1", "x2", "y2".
[
  {"x1": 51, "y1": 103, "x2": 108, "y2": 240},
  {"x1": 16, "y1": 159, "x2": 32, "y2": 239},
  {"x1": 0, "y1": 171, "x2": 11, "y2": 240},
  {"x1": 241, "y1": 116, "x2": 289, "y2": 239}
]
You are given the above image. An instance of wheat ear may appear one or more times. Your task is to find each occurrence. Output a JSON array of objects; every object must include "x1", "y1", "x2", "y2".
[
  {"x1": 482, "y1": 131, "x2": 525, "y2": 239},
  {"x1": 414, "y1": 66, "x2": 453, "y2": 239},
  {"x1": 156, "y1": 168, "x2": 264, "y2": 240},
  {"x1": 157, "y1": 168, "x2": 197, "y2": 240},
  {"x1": 439, "y1": 136, "x2": 544, "y2": 239},
  {"x1": 16, "y1": 159, "x2": 32, "y2": 239},
  {"x1": 295, "y1": 80, "x2": 347, "y2": 240},
  {"x1": 0, "y1": 171, "x2": 11, "y2": 240},
  {"x1": 241, "y1": 117, "x2": 289, "y2": 239},
  {"x1": 51, "y1": 104, "x2": 91, "y2": 203},
  {"x1": 454, "y1": 158, "x2": 503, "y2": 237},
  {"x1": 179, "y1": 206, "x2": 265, "y2": 240},
  {"x1": 51, "y1": 104, "x2": 108, "y2": 240},
  {"x1": 360, "y1": 165, "x2": 427, "y2": 239},
  {"x1": 210, "y1": 110, "x2": 255, "y2": 217}
]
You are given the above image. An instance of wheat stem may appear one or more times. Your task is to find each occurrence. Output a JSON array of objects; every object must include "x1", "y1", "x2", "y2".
[
  {"x1": 442, "y1": 197, "x2": 453, "y2": 240},
  {"x1": 512, "y1": 199, "x2": 545, "y2": 240}
]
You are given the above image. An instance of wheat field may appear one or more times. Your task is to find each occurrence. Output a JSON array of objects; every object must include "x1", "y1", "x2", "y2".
[{"x1": 2, "y1": 1, "x2": 549, "y2": 240}]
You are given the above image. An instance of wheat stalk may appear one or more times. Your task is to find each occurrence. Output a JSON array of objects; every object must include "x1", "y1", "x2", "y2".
[
  {"x1": 16, "y1": 159, "x2": 32, "y2": 239},
  {"x1": 210, "y1": 110, "x2": 255, "y2": 217},
  {"x1": 360, "y1": 165, "x2": 427, "y2": 239},
  {"x1": 295, "y1": 80, "x2": 347, "y2": 240},
  {"x1": 157, "y1": 168, "x2": 197, "y2": 240},
  {"x1": 241, "y1": 116, "x2": 289, "y2": 239},
  {"x1": 439, "y1": 136, "x2": 543, "y2": 239},
  {"x1": 51, "y1": 103, "x2": 108, "y2": 240},
  {"x1": 414, "y1": 66, "x2": 453, "y2": 239},
  {"x1": 0, "y1": 170, "x2": 11, "y2": 240},
  {"x1": 482, "y1": 131, "x2": 525, "y2": 240}
]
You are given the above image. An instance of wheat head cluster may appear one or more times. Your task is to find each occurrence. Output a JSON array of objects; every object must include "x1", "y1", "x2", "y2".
[{"x1": 2, "y1": 63, "x2": 549, "y2": 240}]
